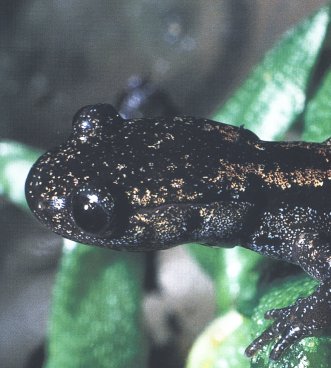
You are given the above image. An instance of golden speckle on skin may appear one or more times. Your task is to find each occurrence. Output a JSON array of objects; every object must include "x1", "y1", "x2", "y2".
[
  {"x1": 154, "y1": 218, "x2": 169, "y2": 228},
  {"x1": 128, "y1": 188, "x2": 167, "y2": 206},
  {"x1": 199, "y1": 207, "x2": 216, "y2": 221},
  {"x1": 208, "y1": 159, "x2": 329, "y2": 191},
  {"x1": 210, "y1": 159, "x2": 256, "y2": 191},
  {"x1": 177, "y1": 188, "x2": 200, "y2": 201},
  {"x1": 79, "y1": 136, "x2": 88, "y2": 143},
  {"x1": 147, "y1": 139, "x2": 163, "y2": 149},
  {"x1": 133, "y1": 226, "x2": 145, "y2": 235},
  {"x1": 134, "y1": 213, "x2": 150, "y2": 223},
  {"x1": 218, "y1": 125, "x2": 240, "y2": 142},
  {"x1": 66, "y1": 153, "x2": 76, "y2": 160},
  {"x1": 165, "y1": 133, "x2": 175, "y2": 140},
  {"x1": 171, "y1": 178, "x2": 184, "y2": 188},
  {"x1": 290, "y1": 169, "x2": 325, "y2": 188},
  {"x1": 159, "y1": 186, "x2": 168, "y2": 194},
  {"x1": 254, "y1": 143, "x2": 266, "y2": 151},
  {"x1": 132, "y1": 187, "x2": 139, "y2": 194},
  {"x1": 312, "y1": 180, "x2": 324, "y2": 187},
  {"x1": 200, "y1": 120, "x2": 241, "y2": 142},
  {"x1": 166, "y1": 163, "x2": 177, "y2": 171},
  {"x1": 140, "y1": 189, "x2": 152, "y2": 206},
  {"x1": 263, "y1": 167, "x2": 292, "y2": 190},
  {"x1": 117, "y1": 163, "x2": 127, "y2": 171},
  {"x1": 202, "y1": 123, "x2": 214, "y2": 132}
]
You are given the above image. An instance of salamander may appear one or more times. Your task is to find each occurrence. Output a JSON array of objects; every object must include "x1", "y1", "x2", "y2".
[{"x1": 25, "y1": 103, "x2": 331, "y2": 360}]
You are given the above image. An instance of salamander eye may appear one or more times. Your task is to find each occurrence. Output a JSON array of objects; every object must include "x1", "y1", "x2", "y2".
[{"x1": 71, "y1": 185, "x2": 116, "y2": 236}]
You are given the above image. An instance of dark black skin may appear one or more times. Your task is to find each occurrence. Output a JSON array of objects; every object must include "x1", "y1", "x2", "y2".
[{"x1": 25, "y1": 104, "x2": 331, "y2": 360}]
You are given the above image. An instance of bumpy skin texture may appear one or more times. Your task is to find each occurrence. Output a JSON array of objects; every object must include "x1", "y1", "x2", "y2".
[{"x1": 25, "y1": 104, "x2": 331, "y2": 360}]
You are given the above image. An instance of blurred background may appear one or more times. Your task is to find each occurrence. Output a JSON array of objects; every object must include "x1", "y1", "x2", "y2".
[{"x1": 0, "y1": 1, "x2": 327, "y2": 367}]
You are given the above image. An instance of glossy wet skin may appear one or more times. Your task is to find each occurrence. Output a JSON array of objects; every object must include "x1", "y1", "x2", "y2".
[
  {"x1": 25, "y1": 104, "x2": 259, "y2": 250},
  {"x1": 25, "y1": 104, "x2": 331, "y2": 360}
]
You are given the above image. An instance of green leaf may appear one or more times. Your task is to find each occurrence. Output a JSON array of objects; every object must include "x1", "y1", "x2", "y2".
[
  {"x1": 45, "y1": 243, "x2": 147, "y2": 368},
  {"x1": 186, "y1": 310, "x2": 251, "y2": 368},
  {"x1": 187, "y1": 244, "x2": 221, "y2": 280},
  {"x1": 213, "y1": 6, "x2": 330, "y2": 141},
  {"x1": 249, "y1": 277, "x2": 331, "y2": 368},
  {"x1": 189, "y1": 6, "x2": 330, "y2": 319},
  {"x1": 188, "y1": 245, "x2": 263, "y2": 315},
  {"x1": 0, "y1": 140, "x2": 41, "y2": 210},
  {"x1": 215, "y1": 248, "x2": 263, "y2": 315},
  {"x1": 303, "y1": 66, "x2": 331, "y2": 141}
]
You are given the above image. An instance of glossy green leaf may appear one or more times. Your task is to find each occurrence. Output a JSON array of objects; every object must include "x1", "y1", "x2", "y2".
[
  {"x1": 45, "y1": 243, "x2": 147, "y2": 368},
  {"x1": 186, "y1": 311, "x2": 251, "y2": 368},
  {"x1": 189, "y1": 6, "x2": 330, "y2": 319},
  {"x1": 250, "y1": 277, "x2": 331, "y2": 368},
  {"x1": 187, "y1": 8, "x2": 331, "y2": 367},
  {"x1": 213, "y1": 7, "x2": 329, "y2": 141},
  {"x1": 215, "y1": 247, "x2": 263, "y2": 315},
  {"x1": 188, "y1": 245, "x2": 263, "y2": 314},
  {"x1": 303, "y1": 66, "x2": 331, "y2": 141},
  {"x1": 0, "y1": 140, "x2": 41, "y2": 210},
  {"x1": 188, "y1": 244, "x2": 221, "y2": 280}
]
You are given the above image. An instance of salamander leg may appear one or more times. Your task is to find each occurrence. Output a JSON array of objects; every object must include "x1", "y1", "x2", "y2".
[{"x1": 245, "y1": 278, "x2": 331, "y2": 360}]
